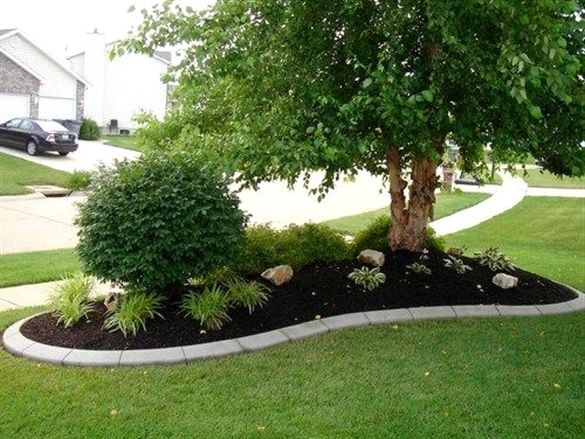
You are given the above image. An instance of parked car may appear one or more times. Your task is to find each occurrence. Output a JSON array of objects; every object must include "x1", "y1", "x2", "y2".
[{"x1": 0, "y1": 118, "x2": 78, "y2": 156}]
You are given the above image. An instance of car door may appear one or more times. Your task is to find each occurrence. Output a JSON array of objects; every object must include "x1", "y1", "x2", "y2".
[
  {"x1": 0, "y1": 119, "x2": 23, "y2": 147},
  {"x1": 16, "y1": 119, "x2": 35, "y2": 149}
]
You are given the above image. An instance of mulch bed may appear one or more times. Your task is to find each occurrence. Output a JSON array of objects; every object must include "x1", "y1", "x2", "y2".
[{"x1": 20, "y1": 250, "x2": 577, "y2": 350}]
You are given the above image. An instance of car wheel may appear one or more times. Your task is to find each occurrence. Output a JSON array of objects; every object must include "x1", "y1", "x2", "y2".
[
  {"x1": 26, "y1": 141, "x2": 39, "y2": 156},
  {"x1": 58, "y1": 152, "x2": 69, "y2": 156}
]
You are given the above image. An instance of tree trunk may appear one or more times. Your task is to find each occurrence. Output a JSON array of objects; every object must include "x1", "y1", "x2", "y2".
[{"x1": 387, "y1": 149, "x2": 439, "y2": 252}]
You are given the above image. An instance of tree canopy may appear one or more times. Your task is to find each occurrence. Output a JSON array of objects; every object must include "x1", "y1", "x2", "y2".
[{"x1": 120, "y1": 0, "x2": 584, "y2": 250}]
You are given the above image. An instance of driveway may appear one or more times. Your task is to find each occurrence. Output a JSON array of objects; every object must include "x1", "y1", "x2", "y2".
[{"x1": 0, "y1": 139, "x2": 139, "y2": 172}]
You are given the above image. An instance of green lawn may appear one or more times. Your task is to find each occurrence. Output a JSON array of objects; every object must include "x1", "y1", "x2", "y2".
[
  {"x1": 521, "y1": 169, "x2": 585, "y2": 189},
  {"x1": 445, "y1": 197, "x2": 585, "y2": 291},
  {"x1": 0, "y1": 152, "x2": 71, "y2": 195},
  {"x1": 101, "y1": 135, "x2": 147, "y2": 153},
  {"x1": 323, "y1": 191, "x2": 489, "y2": 235},
  {"x1": 0, "y1": 249, "x2": 82, "y2": 288}
]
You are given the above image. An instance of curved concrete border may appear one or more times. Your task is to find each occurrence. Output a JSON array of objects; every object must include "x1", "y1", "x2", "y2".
[{"x1": 3, "y1": 290, "x2": 584, "y2": 367}]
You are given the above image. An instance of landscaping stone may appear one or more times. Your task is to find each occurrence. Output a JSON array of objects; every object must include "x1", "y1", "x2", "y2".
[
  {"x1": 566, "y1": 293, "x2": 585, "y2": 312},
  {"x1": 104, "y1": 292, "x2": 121, "y2": 312},
  {"x1": 3, "y1": 330, "x2": 35, "y2": 356},
  {"x1": 496, "y1": 305, "x2": 541, "y2": 316},
  {"x1": 26, "y1": 185, "x2": 72, "y2": 197},
  {"x1": 261, "y1": 265, "x2": 294, "y2": 286},
  {"x1": 22, "y1": 343, "x2": 72, "y2": 364},
  {"x1": 183, "y1": 339, "x2": 243, "y2": 361},
  {"x1": 492, "y1": 273, "x2": 518, "y2": 289},
  {"x1": 357, "y1": 249, "x2": 385, "y2": 267},
  {"x1": 321, "y1": 312, "x2": 370, "y2": 331},
  {"x1": 237, "y1": 330, "x2": 289, "y2": 351},
  {"x1": 447, "y1": 247, "x2": 464, "y2": 257},
  {"x1": 280, "y1": 320, "x2": 329, "y2": 341},
  {"x1": 119, "y1": 347, "x2": 186, "y2": 366},
  {"x1": 453, "y1": 304, "x2": 500, "y2": 318},
  {"x1": 408, "y1": 306, "x2": 456, "y2": 320},
  {"x1": 364, "y1": 309, "x2": 413, "y2": 325},
  {"x1": 535, "y1": 302, "x2": 575, "y2": 315},
  {"x1": 63, "y1": 350, "x2": 123, "y2": 367}
]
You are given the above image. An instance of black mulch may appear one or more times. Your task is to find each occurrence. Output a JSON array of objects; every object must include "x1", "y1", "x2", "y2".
[{"x1": 20, "y1": 250, "x2": 577, "y2": 350}]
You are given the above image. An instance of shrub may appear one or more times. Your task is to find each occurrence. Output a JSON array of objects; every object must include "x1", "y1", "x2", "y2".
[
  {"x1": 103, "y1": 291, "x2": 164, "y2": 337},
  {"x1": 181, "y1": 285, "x2": 232, "y2": 330},
  {"x1": 66, "y1": 170, "x2": 92, "y2": 191},
  {"x1": 443, "y1": 255, "x2": 472, "y2": 274},
  {"x1": 348, "y1": 266, "x2": 387, "y2": 291},
  {"x1": 48, "y1": 273, "x2": 95, "y2": 328},
  {"x1": 406, "y1": 262, "x2": 432, "y2": 275},
  {"x1": 235, "y1": 223, "x2": 350, "y2": 274},
  {"x1": 474, "y1": 247, "x2": 515, "y2": 272},
  {"x1": 352, "y1": 215, "x2": 445, "y2": 255},
  {"x1": 79, "y1": 117, "x2": 100, "y2": 140},
  {"x1": 225, "y1": 277, "x2": 271, "y2": 314},
  {"x1": 76, "y1": 152, "x2": 246, "y2": 294}
]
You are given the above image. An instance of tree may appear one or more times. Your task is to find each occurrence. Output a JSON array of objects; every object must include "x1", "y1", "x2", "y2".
[{"x1": 119, "y1": 0, "x2": 584, "y2": 251}]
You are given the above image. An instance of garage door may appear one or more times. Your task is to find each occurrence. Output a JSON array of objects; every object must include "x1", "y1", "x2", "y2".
[
  {"x1": 39, "y1": 96, "x2": 76, "y2": 119},
  {"x1": 0, "y1": 93, "x2": 29, "y2": 123}
]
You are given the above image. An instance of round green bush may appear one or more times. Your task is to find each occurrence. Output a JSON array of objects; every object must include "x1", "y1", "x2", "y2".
[
  {"x1": 352, "y1": 215, "x2": 445, "y2": 255},
  {"x1": 79, "y1": 117, "x2": 100, "y2": 140},
  {"x1": 76, "y1": 152, "x2": 246, "y2": 294}
]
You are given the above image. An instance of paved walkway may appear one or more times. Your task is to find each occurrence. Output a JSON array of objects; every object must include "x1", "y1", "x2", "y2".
[{"x1": 0, "y1": 140, "x2": 139, "y2": 172}]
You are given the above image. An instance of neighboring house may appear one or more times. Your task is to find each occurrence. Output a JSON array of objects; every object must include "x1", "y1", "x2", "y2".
[
  {"x1": 68, "y1": 30, "x2": 170, "y2": 131},
  {"x1": 0, "y1": 29, "x2": 88, "y2": 124}
]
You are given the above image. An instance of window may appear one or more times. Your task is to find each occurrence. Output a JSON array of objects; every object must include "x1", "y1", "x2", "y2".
[
  {"x1": 6, "y1": 119, "x2": 22, "y2": 128},
  {"x1": 20, "y1": 120, "x2": 33, "y2": 130}
]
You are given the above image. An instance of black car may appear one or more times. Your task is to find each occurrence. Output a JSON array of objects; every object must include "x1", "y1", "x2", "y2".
[{"x1": 0, "y1": 118, "x2": 78, "y2": 156}]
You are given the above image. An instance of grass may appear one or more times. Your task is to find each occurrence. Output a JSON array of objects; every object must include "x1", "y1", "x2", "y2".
[
  {"x1": 100, "y1": 135, "x2": 147, "y2": 153},
  {"x1": 520, "y1": 169, "x2": 585, "y2": 189},
  {"x1": 0, "y1": 152, "x2": 71, "y2": 195},
  {"x1": 0, "y1": 249, "x2": 81, "y2": 288},
  {"x1": 323, "y1": 191, "x2": 489, "y2": 235},
  {"x1": 0, "y1": 306, "x2": 583, "y2": 437},
  {"x1": 446, "y1": 197, "x2": 585, "y2": 291}
]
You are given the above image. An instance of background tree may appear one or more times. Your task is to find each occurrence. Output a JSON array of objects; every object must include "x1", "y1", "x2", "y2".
[{"x1": 120, "y1": 0, "x2": 584, "y2": 251}]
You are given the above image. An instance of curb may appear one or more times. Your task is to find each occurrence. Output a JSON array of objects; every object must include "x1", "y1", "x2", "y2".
[{"x1": 3, "y1": 290, "x2": 584, "y2": 368}]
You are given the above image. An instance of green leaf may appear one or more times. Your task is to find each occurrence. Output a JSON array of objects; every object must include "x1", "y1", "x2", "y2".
[
  {"x1": 529, "y1": 105, "x2": 543, "y2": 119},
  {"x1": 421, "y1": 90, "x2": 434, "y2": 102},
  {"x1": 363, "y1": 78, "x2": 373, "y2": 88}
]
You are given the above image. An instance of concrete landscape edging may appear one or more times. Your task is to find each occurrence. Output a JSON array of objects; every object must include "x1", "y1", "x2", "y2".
[{"x1": 3, "y1": 290, "x2": 584, "y2": 368}]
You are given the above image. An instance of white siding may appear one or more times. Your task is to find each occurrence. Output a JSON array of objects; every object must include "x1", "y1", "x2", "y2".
[
  {"x1": 0, "y1": 35, "x2": 77, "y2": 100},
  {"x1": 69, "y1": 53, "x2": 85, "y2": 76},
  {"x1": 103, "y1": 53, "x2": 167, "y2": 129}
]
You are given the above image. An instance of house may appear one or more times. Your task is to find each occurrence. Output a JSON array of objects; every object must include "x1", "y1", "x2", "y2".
[
  {"x1": 68, "y1": 30, "x2": 171, "y2": 131},
  {"x1": 0, "y1": 29, "x2": 88, "y2": 124}
]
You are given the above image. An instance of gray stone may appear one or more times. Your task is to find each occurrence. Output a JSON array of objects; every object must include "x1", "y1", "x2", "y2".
[
  {"x1": 26, "y1": 185, "x2": 72, "y2": 197},
  {"x1": 280, "y1": 320, "x2": 329, "y2": 341},
  {"x1": 535, "y1": 302, "x2": 575, "y2": 315},
  {"x1": 119, "y1": 347, "x2": 186, "y2": 366},
  {"x1": 261, "y1": 265, "x2": 294, "y2": 286},
  {"x1": 447, "y1": 247, "x2": 464, "y2": 257},
  {"x1": 566, "y1": 293, "x2": 585, "y2": 312},
  {"x1": 357, "y1": 249, "x2": 385, "y2": 267},
  {"x1": 2, "y1": 330, "x2": 35, "y2": 356},
  {"x1": 492, "y1": 273, "x2": 518, "y2": 289},
  {"x1": 237, "y1": 330, "x2": 289, "y2": 351},
  {"x1": 0, "y1": 51, "x2": 40, "y2": 117},
  {"x1": 22, "y1": 343, "x2": 72, "y2": 364},
  {"x1": 183, "y1": 339, "x2": 243, "y2": 362},
  {"x1": 408, "y1": 306, "x2": 456, "y2": 320},
  {"x1": 453, "y1": 305, "x2": 500, "y2": 318},
  {"x1": 76, "y1": 80, "x2": 85, "y2": 120},
  {"x1": 365, "y1": 309, "x2": 413, "y2": 325},
  {"x1": 104, "y1": 292, "x2": 121, "y2": 312},
  {"x1": 63, "y1": 350, "x2": 123, "y2": 367},
  {"x1": 321, "y1": 312, "x2": 369, "y2": 331},
  {"x1": 496, "y1": 305, "x2": 541, "y2": 316}
]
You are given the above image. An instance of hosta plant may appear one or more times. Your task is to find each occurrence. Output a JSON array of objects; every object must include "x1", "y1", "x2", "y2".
[
  {"x1": 406, "y1": 262, "x2": 432, "y2": 276},
  {"x1": 48, "y1": 273, "x2": 95, "y2": 328},
  {"x1": 444, "y1": 256, "x2": 472, "y2": 275},
  {"x1": 181, "y1": 284, "x2": 232, "y2": 331},
  {"x1": 224, "y1": 277, "x2": 271, "y2": 314},
  {"x1": 103, "y1": 291, "x2": 164, "y2": 337},
  {"x1": 348, "y1": 267, "x2": 387, "y2": 292},
  {"x1": 475, "y1": 247, "x2": 515, "y2": 272}
]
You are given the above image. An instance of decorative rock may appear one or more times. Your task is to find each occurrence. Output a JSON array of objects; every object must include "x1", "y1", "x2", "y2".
[
  {"x1": 261, "y1": 265, "x2": 294, "y2": 286},
  {"x1": 357, "y1": 249, "x2": 385, "y2": 267},
  {"x1": 492, "y1": 273, "x2": 518, "y2": 290},
  {"x1": 447, "y1": 247, "x2": 464, "y2": 257},
  {"x1": 104, "y1": 292, "x2": 121, "y2": 312}
]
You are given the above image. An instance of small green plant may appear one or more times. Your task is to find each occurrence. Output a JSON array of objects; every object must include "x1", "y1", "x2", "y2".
[
  {"x1": 224, "y1": 277, "x2": 271, "y2": 314},
  {"x1": 443, "y1": 255, "x2": 472, "y2": 274},
  {"x1": 103, "y1": 291, "x2": 164, "y2": 337},
  {"x1": 406, "y1": 262, "x2": 432, "y2": 275},
  {"x1": 181, "y1": 284, "x2": 232, "y2": 330},
  {"x1": 48, "y1": 273, "x2": 95, "y2": 328},
  {"x1": 474, "y1": 247, "x2": 515, "y2": 272},
  {"x1": 348, "y1": 266, "x2": 387, "y2": 291},
  {"x1": 79, "y1": 117, "x2": 100, "y2": 140},
  {"x1": 66, "y1": 170, "x2": 92, "y2": 191}
]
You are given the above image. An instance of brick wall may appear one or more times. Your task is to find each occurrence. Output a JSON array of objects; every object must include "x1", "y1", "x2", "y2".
[
  {"x1": 76, "y1": 80, "x2": 85, "y2": 120},
  {"x1": 0, "y1": 52, "x2": 40, "y2": 117}
]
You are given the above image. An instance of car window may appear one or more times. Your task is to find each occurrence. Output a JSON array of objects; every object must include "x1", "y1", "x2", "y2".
[
  {"x1": 6, "y1": 119, "x2": 22, "y2": 128},
  {"x1": 36, "y1": 120, "x2": 68, "y2": 132},
  {"x1": 20, "y1": 120, "x2": 34, "y2": 130}
]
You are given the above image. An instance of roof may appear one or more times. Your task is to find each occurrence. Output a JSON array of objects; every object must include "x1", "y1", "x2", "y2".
[
  {"x1": 154, "y1": 50, "x2": 171, "y2": 63},
  {"x1": 0, "y1": 29, "x2": 89, "y2": 85},
  {"x1": 68, "y1": 42, "x2": 171, "y2": 65}
]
